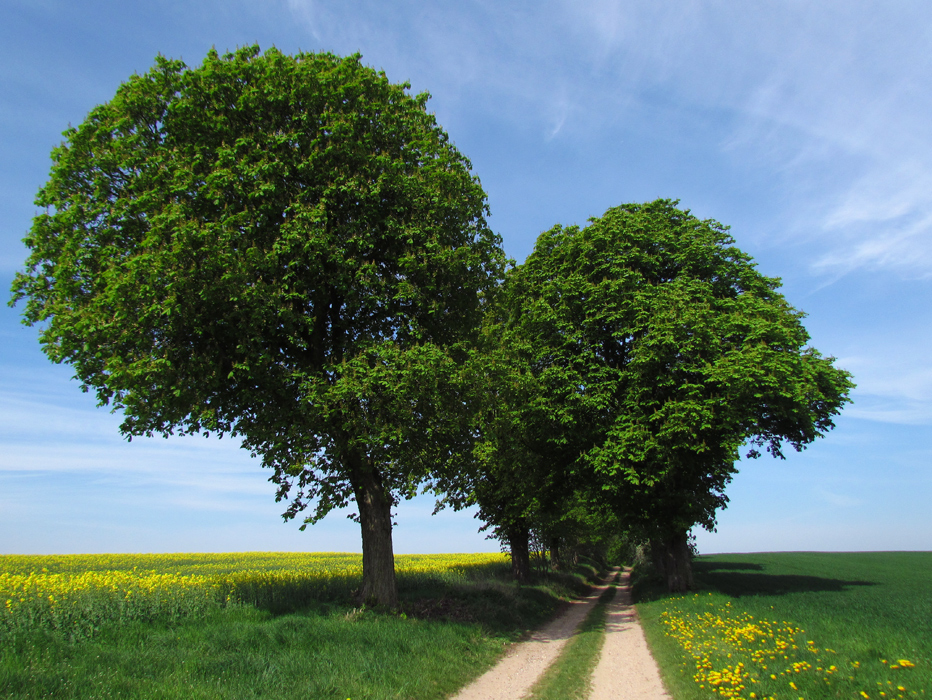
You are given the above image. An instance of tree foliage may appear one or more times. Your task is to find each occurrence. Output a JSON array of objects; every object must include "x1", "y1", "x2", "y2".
[
  {"x1": 439, "y1": 269, "x2": 592, "y2": 582},
  {"x1": 495, "y1": 200, "x2": 854, "y2": 588},
  {"x1": 11, "y1": 46, "x2": 506, "y2": 605},
  {"x1": 10, "y1": 43, "x2": 852, "y2": 596}
]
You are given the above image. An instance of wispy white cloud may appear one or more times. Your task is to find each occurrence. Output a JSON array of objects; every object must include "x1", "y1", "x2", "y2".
[
  {"x1": 812, "y1": 219, "x2": 932, "y2": 279},
  {"x1": 280, "y1": 1, "x2": 605, "y2": 140},
  {"x1": 815, "y1": 488, "x2": 864, "y2": 508},
  {"x1": 834, "y1": 353, "x2": 932, "y2": 425},
  {"x1": 844, "y1": 401, "x2": 932, "y2": 426},
  {"x1": 812, "y1": 166, "x2": 932, "y2": 278},
  {"x1": 551, "y1": 1, "x2": 932, "y2": 278}
]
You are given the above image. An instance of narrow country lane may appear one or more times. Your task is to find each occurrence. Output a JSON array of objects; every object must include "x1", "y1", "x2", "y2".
[
  {"x1": 587, "y1": 567, "x2": 671, "y2": 700},
  {"x1": 450, "y1": 570, "x2": 618, "y2": 700}
]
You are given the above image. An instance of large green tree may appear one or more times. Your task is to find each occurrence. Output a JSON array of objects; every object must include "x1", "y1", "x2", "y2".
[
  {"x1": 10, "y1": 46, "x2": 506, "y2": 606},
  {"x1": 504, "y1": 200, "x2": 854, "y2": 591}
]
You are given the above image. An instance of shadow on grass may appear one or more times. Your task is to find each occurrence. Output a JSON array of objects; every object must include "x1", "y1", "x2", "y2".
[
  {"x1": 692, "y1": 560, "x2": 876, "y2": 598},
  {"x1": 633, "y1": 560, "x2": 876, "y2": 603},
  {"x1": 227, "y1": 560, "x2": 602, "y2": 646},
  {"x1": 399, "y1": 580, "x2": 562, "y2": 635},
  {"x1": 243, "y1": 565, "x2": 597, "y2": 644},
  {"x1": 695, "y1": 561, "x2": 764, "y2": 572},
  {"x1": 396, "y1": 568, "x2": 597, "y2": 638}
]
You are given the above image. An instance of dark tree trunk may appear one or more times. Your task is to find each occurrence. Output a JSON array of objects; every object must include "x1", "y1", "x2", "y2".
[
  {"x1": 651, "y1": 539, "x2": 667, "y2": 580},
  {"x1": 349, "y1": 453, "x2": 398, "y2": 607},
  {"x1": 650, "y1": 530, "x2": 694, "y2": 593},
  {"x1": 674, "y1": 531, "x2": 695, "y2": 590},
  {"x1": 508, "y1": 525, "x2": 532, "y2": 584},
  {"x1": 549, "y1": 535, "x2": 562, "y2": 571}
]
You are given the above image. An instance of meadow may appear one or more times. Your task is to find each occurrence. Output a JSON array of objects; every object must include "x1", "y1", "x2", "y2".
[
  {"x1": 636, "y1": 552, "x2": 931, "y2": 700},
  {"x1": 6, "y1": 550, "x2": 927, "y2": 699},
  {"x1": 0, "y1": 551, "x2": 596, "y2": 699}
]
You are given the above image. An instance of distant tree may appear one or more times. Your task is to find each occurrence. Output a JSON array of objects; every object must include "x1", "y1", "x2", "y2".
[
  {"x1": 443, "y1": 262, "x2": 620, "y2": 583},
  {"x1": 10, "y1": 46, "x2": 506, "y2": 607},
  {"x1": 505, "y1": 200, "x2": 854, "y2": 592},
  {"x1": 441, "y1": 273, "x2": 586, "y2": 584}
]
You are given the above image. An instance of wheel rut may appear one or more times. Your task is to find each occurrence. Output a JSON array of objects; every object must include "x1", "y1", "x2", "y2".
[
  {"x1": 450, "y1": 569, "x2": 617, "y2": 700},
  {"x1": 450, "y1": 566, "x2": 670, "y2": 699}
]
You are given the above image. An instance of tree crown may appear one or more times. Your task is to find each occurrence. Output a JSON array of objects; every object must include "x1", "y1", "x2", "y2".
[
  {"x1": 502, "y1": 200, "x2": 853, "y2": 535},
  {"x1": 11, "y1": 46, "x2": 506, "y2": 524}
]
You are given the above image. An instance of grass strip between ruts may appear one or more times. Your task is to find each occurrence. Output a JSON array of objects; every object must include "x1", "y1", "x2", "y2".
[{"x1": 526, "y1": 570, "x2": 620, "y2": 700}]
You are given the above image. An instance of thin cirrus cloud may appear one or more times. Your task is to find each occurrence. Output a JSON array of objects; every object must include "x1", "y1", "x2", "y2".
[
  {"x1": 466, "y1": 2, "x2": 925, "y2": 282},
  {"x1": 815, "y1": 489, "x2": 864, "y2": 509},
  {"x1": 832, "y1": 352, "x2": 932, "y2": 425},
  {"x1": 555, "y1": 1, "x2": 932, "y2": 280}
]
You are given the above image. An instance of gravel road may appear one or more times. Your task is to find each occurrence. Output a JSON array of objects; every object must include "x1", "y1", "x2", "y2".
[
  {"x1": 588, "y1": 567, "x2": 670, "y2": 699},
  {"x1": 450, "y1": 570, "x2": 616, "y2": 700},
  {"x1": 449, "y1": 567, "x2": 670, "y2": 699}
]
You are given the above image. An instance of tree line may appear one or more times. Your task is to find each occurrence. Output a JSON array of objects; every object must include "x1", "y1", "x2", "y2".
[{"x1": 10, "y1": 47, "x2": 853, "y2": 606}]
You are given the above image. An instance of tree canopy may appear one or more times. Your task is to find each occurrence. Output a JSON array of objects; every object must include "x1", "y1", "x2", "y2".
[
  {"x1": 491, "y1": 200, "x2": 854, "y2": 589},
  {"x1": 11, "y1": 46, "x2": 506, "y2": 606},
  {"x1": 10, "y1": 44, "x2": 853, "y2": 596}
]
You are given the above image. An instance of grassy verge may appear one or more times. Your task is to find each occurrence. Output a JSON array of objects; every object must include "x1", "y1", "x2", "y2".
[
  {"x1": 526, "y1": 570, "x2": 619, "y2": 700},
  {"x1": 0, "y1": 557, "x2": 600, "y2": 700},
  {"x1": 636, "y1": 552, "x2": 931, "y2": 700}
]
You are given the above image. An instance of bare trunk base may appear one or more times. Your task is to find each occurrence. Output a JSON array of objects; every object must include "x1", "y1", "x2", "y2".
[
  {"x1": 508, "y1": 526, "x2": 531, "y2": 584},
  {"x1": 549, "y1": 536, "x2": 562, "y2": 571},
  {"x1": 650, "y1": 531, "x2": 694, "y2": 593},
  {"x1": 351, "y1": 456, "x2": 398, "y2": 608}
]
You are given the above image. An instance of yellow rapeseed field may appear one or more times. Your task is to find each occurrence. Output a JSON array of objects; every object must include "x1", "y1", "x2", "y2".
[{"x1": 0, "y1": 552, "x2": 507, "y2": 641}]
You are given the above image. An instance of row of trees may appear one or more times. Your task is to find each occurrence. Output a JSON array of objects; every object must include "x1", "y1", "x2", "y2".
[
  {"x1": 460, "y1": 202, "x2": 853, "y2": 591},
  {"x1": 11, "y1": 47, "x2": 853, "y2": 606}
]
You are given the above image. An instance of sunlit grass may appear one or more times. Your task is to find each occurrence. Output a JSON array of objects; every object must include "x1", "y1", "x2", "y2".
[
  {"x1": 638, "y1": 552, "x2": 931, "y2": 700},
  {"x1": 0, "y1": 552, "x2": 509, "y2": 641},
  {"x1": 0, "y1": 551, "x2": 599, "y2": 699}
]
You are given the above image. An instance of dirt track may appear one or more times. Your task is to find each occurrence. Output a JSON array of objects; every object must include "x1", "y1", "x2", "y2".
[
  {"x1": 588, "y1": 568, "x2": 670, "y2": 699},
  {"x1": 450, "y1": 567, "x2": 669, "y2": 699},
  {"x1": 450, "y1": 571, "x2": 616, "y2": 700}
]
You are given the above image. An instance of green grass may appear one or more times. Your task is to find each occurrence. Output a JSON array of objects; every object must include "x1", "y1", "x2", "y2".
[
  {"x1": 3, "y1": 605, "x2": 485, "y2": 699},
  {"x1": 0, "y1": 556, "x2": 601, "y2": 699},
  {"x1": 636, "y1": 552, "x2": 931, "y2": 700},
  {"x1": 527, "y1": 570, "x2": 619, "y2": 700}
]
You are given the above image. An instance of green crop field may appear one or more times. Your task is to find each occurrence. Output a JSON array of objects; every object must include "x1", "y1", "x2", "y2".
[
  {"x1": 637, "y1": 552, "x2": 931, "y2": 700},
  {"x1": 0, "y1": 551, "x2": 597, "y2": 699}
]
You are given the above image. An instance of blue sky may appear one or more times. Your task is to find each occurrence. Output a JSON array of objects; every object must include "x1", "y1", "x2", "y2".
[{"x1": 2, "y1": 0, "x2": 930, "y2": 555}]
